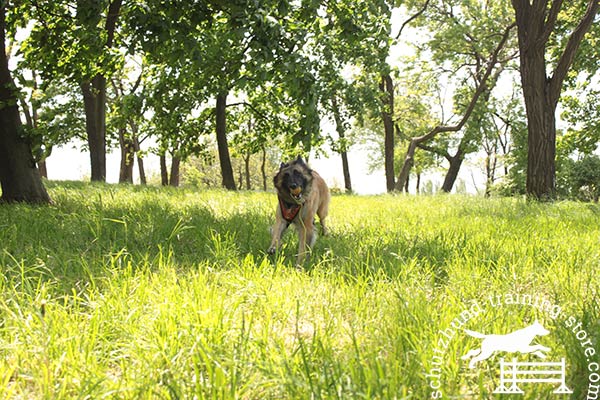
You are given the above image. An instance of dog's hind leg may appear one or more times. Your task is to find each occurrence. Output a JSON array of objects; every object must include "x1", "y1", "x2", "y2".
[
  {"x1": 316, "y1": 201, "x2": 329, "y2": 236},
  {"x1": 468, "y1": 348, "x2": 495, "y2": 369}
]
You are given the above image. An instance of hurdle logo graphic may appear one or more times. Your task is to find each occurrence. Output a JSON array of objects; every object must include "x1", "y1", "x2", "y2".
[{"x1": 461, "y1": 320, "x2": 572, "y2": 394}]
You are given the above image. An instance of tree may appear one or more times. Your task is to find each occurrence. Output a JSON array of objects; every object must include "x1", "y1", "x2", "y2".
[
  {"x1": 309, "y1": 0, "x2": 394, "y2": 193},
  {"x1": 21, "y1": 0, "x2": 124, "y2": 182},
  {"x1": 80, "y1": 0, "x2": 122, "y2": 182},
  {"x1": 568, "y1": 155, "x2": 600, "y2": 202},
  {"x1": 395, "y1": 0, "x2": 518, "y2": 193},
  {"x1": 511, "y1": 0, "x2": 600, "y2": 200},
  {"x1": 0, "y1": 3, "x2": 50, "y2": 203},
  {"x1": 380, "y1": 74, "x2": 395, "y2": 192},
  {"x1": 330, "y1": 95, "x2": 352, "y2": 192},
  {"x1": 394, "y1": 21, "x2": 516, "y2": 191},
  {"x1": 108, "y1": 61, "x2": 144, "y2": 184}
]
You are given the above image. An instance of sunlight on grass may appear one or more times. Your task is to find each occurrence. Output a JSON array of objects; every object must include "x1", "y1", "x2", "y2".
[{"x1": 0, "y1": 182, "x2": 599, "y2": 398}]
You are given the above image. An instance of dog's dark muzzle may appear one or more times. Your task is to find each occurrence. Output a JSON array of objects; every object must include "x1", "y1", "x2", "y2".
[{"x1": 289, "y1": 183, "x2": 303, "y2": 201}]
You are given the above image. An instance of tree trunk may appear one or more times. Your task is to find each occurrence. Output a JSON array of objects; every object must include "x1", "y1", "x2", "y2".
[
  {"x1": 169, "y1": 155, "x2": 180, "y2": 187},
  {"x1": 18, "y1": 78, "x2": 48, "y2": 179},
  {"x1": 512, "y1": 0, "x2": 599, "y2": 200},
  {"x1": 416, "y1": 173, "x2": 421, "y2": 194},
  {"x1": 244, "y1": 152, "x2": 251, "y2": 190},
  {"x1": 261, "y1": 146, "x2": 267, "y2": 191},
  {"x1": 160, "y1": 154, "x2": 168, "y2": 186},
  {"x1": 0, "y1": 6, "x2": 50, "y2": 204},
  {"x1": 516, "y1": 22, "x2": 557, "y2": 199},
  {"x1": 38, "y1": 160, "x2": 48, "y2": 179},
  {"x1": 238, "y1": 164, "x2": 243, "y2": 190},
  {"x1": 395, "y1": 140, "x2": 418, "y2": 192},
  {"x1": 118, "y1": 128, "x2": 134, "y2": 183},
  {"x1": 81, "y1": 75, "x2": 107, "y2": 182},
  {"x1": 485, "y1": 155, "x2": 493, "y2": 197},
  {"x1": 215, "y1": 92, "x2": 236, "y2": 190},
  {"x1": 380, "y1": 74, "x2": 395, "y2": 192},
  {"x1": 132, "y1": 134, "x2": 146, "y2": 185},
  {"x1": 331, "y1": 96, "x2": 352, "y2": 193},
  {"x1": 79, "y1": 0, "x2": 122, "y2": 183},
  {"x1": 441, "y1": 154, "x2": 464, "y2": 193}
]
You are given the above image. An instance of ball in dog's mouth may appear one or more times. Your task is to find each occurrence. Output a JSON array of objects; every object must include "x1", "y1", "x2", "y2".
[{"x1": 290, "y1": 187, "x2": 303, "y2": 200}]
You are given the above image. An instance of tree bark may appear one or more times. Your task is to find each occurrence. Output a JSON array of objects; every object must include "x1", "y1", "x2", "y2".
[
  {"x1": 169, "y1": 155, "x2": 180, "y2": 187},
  {"x1": 331, "y1": 95, "x2": 352, "y2": 192},
  {"x1": 37, "y1": 160, "x2": 48, "y2": 179},
  {"x1": 261, "y1": 146, "x2": 267, "y2": 191},
  {"x1": 160, "y1": 154, "x2": 168, "y2": 186},
  {"x1": 380, "y1": 74, "x2": 395, "y2": 192},
  {"x1": 216, "y1": 92, "x2": 236, "y2": 190},
  {"x1": 79, "y1": 0, "x2": 122, "y2": 183},
  {"x1": 244, "y1": 152, "x2": 251, "y2": 190},
  {"x1": 133, "y1": 136, "x2": 146, "y2": 185},
  {"x1": 18, "y1": 77, "x2": 48, "y2": 179},
  {"x1": 512, "y1": 0, "x2": 599, "y2": 200},
  {"x1": 0, "y1": 5, "x2": 50, "y2": 203},
  {"x1": 81, "y1": 76, "x2": 107, "y2": 182},
  {"x1": 118, "y1": 128, "x2": 134, "y2": 183},
  {"x1": 441, "y1": 154, "x2": 464, "y2": 193}
]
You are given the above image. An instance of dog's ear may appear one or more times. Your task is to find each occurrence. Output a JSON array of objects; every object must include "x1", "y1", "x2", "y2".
[
  {"x1": 280, "y1": 162, "x2": 287, "y2": 169},
  {"x1": 296, "y1": 156, "x2": 306, "y2": 165}
]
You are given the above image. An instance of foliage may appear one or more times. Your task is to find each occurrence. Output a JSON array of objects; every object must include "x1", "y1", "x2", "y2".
[
  {"x1": 562, "y1": 155, "x2": 600, "y2": 202},
  {"x1": 560, "y1": 85, "x2": 600, "y2": 156},
  {"x1": 0, "y1": 183, "x2": 599, "y2": 397}
]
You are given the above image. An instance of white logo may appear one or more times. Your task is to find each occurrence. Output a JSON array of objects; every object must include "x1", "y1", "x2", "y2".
[
  {"x1": 462, "y1": 320, "x2": 572, "y2": 394},
  {"x1": 426, "y1": 292, "x2": 599, "y2": 399},
  {"x1": 462, "y1": 320, "x2": 550, "y2": 369}
]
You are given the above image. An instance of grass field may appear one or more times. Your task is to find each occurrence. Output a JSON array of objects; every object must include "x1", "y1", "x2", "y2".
[{"x1": 1, "y1": 181, "x2": 599, "y2": 399}]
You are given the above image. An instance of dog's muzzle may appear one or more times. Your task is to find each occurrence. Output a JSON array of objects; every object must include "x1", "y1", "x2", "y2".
[{"x1": 290, "y1": 186, "x2": 303, "y2": 201}]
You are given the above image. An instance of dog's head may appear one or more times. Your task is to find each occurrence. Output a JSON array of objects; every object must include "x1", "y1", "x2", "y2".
[
  {"x1": 531, "y1": 320, "x2": 550, "y2": 336},
  {"x1": 274, "y1": 156, "x2": 313, "y2": 204}
]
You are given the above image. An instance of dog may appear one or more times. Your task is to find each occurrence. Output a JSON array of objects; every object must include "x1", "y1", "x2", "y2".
[
  {"x1": 267, "y1": 156, "x2": 330, "y2": 264},
  {"x1": 461, "y1": 320, "x2": 550, "y2": 369}
]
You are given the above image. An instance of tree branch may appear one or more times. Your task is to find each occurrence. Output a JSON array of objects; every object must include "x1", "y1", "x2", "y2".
[
  {"x1": 394, "y1": 21, "x2": 516, "y2": 190},
  {"x1": 396, "y1": 0, "x2": 431, "y2": 40},
  {"x1": 549, "y1": 0, "x2": 600, "y2": 105},
  {"x1": 226, "y1": 101, "x2": 272, "y2": 122},
  {"x1": 541, "y1": 0, "x2": 563, "y2": 45},
  {"x1": 416, "y1": 141, "x2": 451, "y2": 160},
  {"x1": 103, "y1": 0, "x2": 122, "y2": 49},
  {"x1": 418, "y1": 22, "x2": 516, "y2": 143}
]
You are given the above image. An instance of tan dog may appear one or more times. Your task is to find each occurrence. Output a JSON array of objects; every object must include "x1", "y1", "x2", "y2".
[{"x1": 268, "y1": 156, "x2": 330, "y2": 264}]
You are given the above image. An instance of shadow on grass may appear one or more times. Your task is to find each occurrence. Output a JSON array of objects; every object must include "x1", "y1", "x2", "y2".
[{"x1": 0, "y1": 186, "x2": 507, "y2": 294}]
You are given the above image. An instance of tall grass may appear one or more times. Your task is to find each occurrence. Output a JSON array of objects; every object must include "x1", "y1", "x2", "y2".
[{"x1": 0, "y1": 181, "x2": 598, "y2": 399}]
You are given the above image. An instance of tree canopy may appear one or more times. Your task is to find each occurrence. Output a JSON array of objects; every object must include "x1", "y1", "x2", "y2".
[{"x1": 1, "y1": 0, "x2": 599, "y2": 201}]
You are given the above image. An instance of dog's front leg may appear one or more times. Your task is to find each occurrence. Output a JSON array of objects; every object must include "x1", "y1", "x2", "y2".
[
  {"x1": 268, "y1": 219, "x2": 288, "y2": 254},
  {"x1": 296, "y1": 219, "x2": 315, "y2": 265}
]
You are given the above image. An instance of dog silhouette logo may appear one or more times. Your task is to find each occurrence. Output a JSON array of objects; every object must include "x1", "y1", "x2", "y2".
[
  {"x1": 461, "y1": 320, "x2": 550, "y2": 369},
  {"x1": 461, "y1": 320, "x2": 573, "y2": 394}
]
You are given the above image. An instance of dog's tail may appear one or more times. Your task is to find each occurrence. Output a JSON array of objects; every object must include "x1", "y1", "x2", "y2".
[{"x1": 464, "y1": 329, "x2": 487, "y2": 339}]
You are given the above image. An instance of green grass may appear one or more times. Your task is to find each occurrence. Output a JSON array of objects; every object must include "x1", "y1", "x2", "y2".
[{"x1": 1, "y1": 181, "x2": 599, "y2": 399}]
